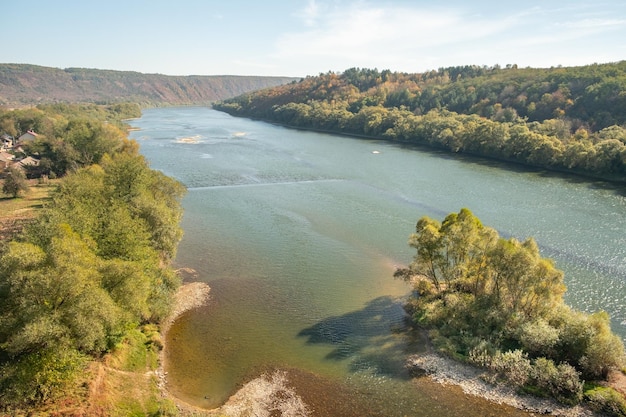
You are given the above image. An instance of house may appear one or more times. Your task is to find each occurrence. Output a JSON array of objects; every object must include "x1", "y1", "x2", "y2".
[
  {"x1": 17, "y1": 130, "x2": 38, "y2": 144},
  {"x1": 1, "y1": 134, "x2": 14, "y2": 150},
  {"x1": 16, "y1": 156, "x2": 40, "y2": 169}
]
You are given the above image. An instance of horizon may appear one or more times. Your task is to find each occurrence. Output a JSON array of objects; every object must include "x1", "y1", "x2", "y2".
[
  {"x1": 2, "y1": 59, "x2": 626, "y2": 79},
  {"x1": 4, "y1": 1, "x2": 626, "y2": 78}
]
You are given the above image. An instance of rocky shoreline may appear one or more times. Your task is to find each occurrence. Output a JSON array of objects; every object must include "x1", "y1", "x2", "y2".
[{"x1": 407, "y1": 353, "x2": 599, "y2": 417}]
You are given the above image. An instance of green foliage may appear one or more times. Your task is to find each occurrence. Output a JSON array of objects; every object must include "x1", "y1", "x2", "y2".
[
  {"x1": 530, "y1": 358, "x2": 583, "y2": 405},
  {"x1": 0, "y1": 227, "x2": 125, "y2": 356},
  {"x1": 398, "y1": 208, "x2": 626, "y2": 405},
  {"x1": 485, "y1": 349, "x2": 532, "y2": 387},
  {"x1": 215, "y1": 62, "x2": 626, "y2": 181},
  {"x1": 0, "y1": 107, "x2": 186, "y2": 410},
  {"x1": 2, "y1": 166, "x2": 30, "y2": 198},
  {"x1": 0, "y1": 347, "x2": 88, "y2": 407},
  {"x1": 584, "y1": 385, "x2": 626, "y2": 417},
  {"x1": 1, "y1": 103, "x2": 149, "y2": 179},
  {"x1": 111, "y1": 328, "x2": 154, "y2": 373}
]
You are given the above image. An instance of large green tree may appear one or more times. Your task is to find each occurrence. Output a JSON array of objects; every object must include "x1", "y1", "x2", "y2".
[{"x1": 396, "y1": 208, "x2": 625, "y2": 402}]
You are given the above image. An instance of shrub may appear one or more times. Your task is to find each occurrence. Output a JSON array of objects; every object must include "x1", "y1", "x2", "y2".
[
  {"x1": 2, "y1": 166, "x2": 29, "y2": 198},
  {"x1": 489, "y1": 349, "x2": 532, "y2": 387},
  {"x1": 579, "y1": 312, "x2": 626, "y2": 380},
  {"x1": 517, "y1": 318, "x2": 560, "y2": 358},
  {"x1": 530, "y1": 358, "x2": 583, "y2": 405},
  {"x1": 584, "y1": 385, "x2": 626, "y2": 417}
]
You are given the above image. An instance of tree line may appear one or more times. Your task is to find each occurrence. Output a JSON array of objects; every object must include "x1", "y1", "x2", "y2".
[
  {"x1": 0, "y1": 105, "x2": 186, "y2": 410},
  {"x1": 214, "y1": 63, "x2": 626, "y2": 181},
  {"x1": 396, "y1": 209, "x2": 626, "y2": 413}
]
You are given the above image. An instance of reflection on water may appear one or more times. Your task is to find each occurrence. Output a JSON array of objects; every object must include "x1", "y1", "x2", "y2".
[{"x1": 132, "y1": 107, "x2": 626, "y2": 416}]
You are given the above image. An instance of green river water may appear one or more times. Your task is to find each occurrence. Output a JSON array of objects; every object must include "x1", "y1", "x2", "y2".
[{"x1": 131, "y1": 107, "x2": 626, "y2": 416}]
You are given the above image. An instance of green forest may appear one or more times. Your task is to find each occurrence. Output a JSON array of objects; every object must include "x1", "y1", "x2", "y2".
[
  {"x1": 214, "y1": 62, "x2": 626, "y2": 181},
  {"x1": 0, "y1": 104, "x2": 186, "y2": 413},
  {"x1": 396, "y1": 209, "x2": 626, "y2": 413}
]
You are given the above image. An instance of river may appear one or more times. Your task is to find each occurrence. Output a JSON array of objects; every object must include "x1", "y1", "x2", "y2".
[{"x1": 130, "y1": 106, "x2": 626, "y2": 416}]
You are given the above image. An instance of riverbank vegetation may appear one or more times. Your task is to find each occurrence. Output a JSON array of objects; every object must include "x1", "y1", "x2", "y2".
[
  {"x1": 395, "y1": 208, "x2": 626, "y2": 414},
  {"x1": 214, "y1": 62, "x2": 626, "y2": 182},
  {"x1": 0, "y1": 104, "x2": 186, "y2": 415}
]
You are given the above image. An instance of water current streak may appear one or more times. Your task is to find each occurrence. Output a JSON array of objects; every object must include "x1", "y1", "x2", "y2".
[{"x1": 188, "y1": 179, "x2": 344, "y2": 191}]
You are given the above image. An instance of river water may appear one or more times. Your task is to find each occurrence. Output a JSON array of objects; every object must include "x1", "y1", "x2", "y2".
[{"x1": 131, "y1": 107, "x2": 626, "y2": 416}]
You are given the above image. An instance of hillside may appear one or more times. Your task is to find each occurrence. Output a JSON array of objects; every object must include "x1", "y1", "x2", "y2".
[
  {"x1": 0, "y1": 64, "x2": 298, "y2": 106},
  {"x1": 215, "y1": 62, "x2": 626, "y2": 182}
]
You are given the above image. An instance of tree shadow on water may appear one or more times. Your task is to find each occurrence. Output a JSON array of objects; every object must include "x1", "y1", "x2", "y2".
[{"x1": 298, "y1": 296, "x2": 415, "y2": 380}]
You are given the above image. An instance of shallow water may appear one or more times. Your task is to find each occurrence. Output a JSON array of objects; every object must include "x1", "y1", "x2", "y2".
[{"x1": 132, "y1": 107, "x2": 626, "y2": 416}]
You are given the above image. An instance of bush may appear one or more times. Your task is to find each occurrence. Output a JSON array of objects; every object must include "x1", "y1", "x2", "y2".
[
  {"x1": 584, "y1": 386, "x2": 626, "y2": 417},
  {"x1": 530, "y1": 358, "x2": 583, "y2": 405},
  {"x1": 468, "y1": 346, "x2": 532, "y2": 386},
  {"x1": 517, "y1": 318, "x2": 560, "y2": 358},
  {"x1": 580, "y1": 312, "x2": 626, "y2": 380},
  {"x1": 490, "y1": 349, "x2": 532, "y2": 387}
]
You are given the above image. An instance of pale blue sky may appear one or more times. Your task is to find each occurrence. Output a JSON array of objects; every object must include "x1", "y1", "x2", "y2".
[{"x1": 4, "y1": 0, "x2": 626, "y2": 77}]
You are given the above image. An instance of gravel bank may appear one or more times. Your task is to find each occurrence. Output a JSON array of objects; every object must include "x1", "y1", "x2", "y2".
[{"x1": 407, "y1": 353, "x2": 599, "y2": 417}]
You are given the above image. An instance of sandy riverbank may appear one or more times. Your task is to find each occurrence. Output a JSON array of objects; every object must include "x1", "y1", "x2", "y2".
[{"x1": 158, "y1": 272, "x2": 312, "y2": 417}]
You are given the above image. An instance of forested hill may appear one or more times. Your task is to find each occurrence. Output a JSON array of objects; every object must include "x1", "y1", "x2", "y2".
[
  {"x1": 215, "y1": 62, "x2": 626, "y2": 182},
  {"x1": 0, "y1": 64, "x2": 298, "y2": 106}
]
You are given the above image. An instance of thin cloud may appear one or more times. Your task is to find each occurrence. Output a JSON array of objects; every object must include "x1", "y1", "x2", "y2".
[
  {"x1": 277, "y1": 5, "x2": 510, "y2": 57},
  {"x1": 270, "y1": 1, "x2": 626, "y2": 74},
  {"x1": 298, "y1": 0, "x2": 322, "y2": 27},
  {"x1": 275, "y1": 3, "x2": 521, "y2": 65},
  {"x1": 558, "y1": 18, "x2": 626, "y2": 30}
]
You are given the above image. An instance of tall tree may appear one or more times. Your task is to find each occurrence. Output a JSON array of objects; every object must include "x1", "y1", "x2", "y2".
[{"x1": 2, "y1": 167, "x2": 29, "y2": 198}]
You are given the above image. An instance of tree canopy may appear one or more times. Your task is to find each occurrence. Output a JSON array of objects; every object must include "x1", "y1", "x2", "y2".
[
  {"x1": 0, "y1": 106, "x2": 186, "y2": 409},
  {"x1": 396, "y1": 209, "x2": 626, "y2": 406}
]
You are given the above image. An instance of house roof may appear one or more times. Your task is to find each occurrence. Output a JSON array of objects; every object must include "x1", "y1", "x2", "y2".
[
  {"x1": 18, "y1": 131, "x2": 38, "y2": 141},
  {"x1": 17, "y1": 156, "x2": 39, "y2": 167}
]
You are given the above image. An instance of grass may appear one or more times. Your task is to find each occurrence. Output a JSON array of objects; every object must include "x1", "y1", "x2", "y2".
[
  {"x1": 0, "y1": 179, "x2": 57, "y2": 242},
  {"x1": 0, "y1": 180, "x2": 56, "y2": 217},
  {"x1": 87, "y1": 326, "x2": 177, "y2": 416}
]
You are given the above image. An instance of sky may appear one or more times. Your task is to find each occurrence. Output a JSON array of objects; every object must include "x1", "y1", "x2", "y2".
[{"x1": 4, "y1": 0, "x2": 626, "y2": 77}]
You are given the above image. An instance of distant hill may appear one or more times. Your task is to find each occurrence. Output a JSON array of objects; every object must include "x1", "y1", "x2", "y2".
[{"x1": 0, "y1": 64, "x2": 299, "y2": 106}]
